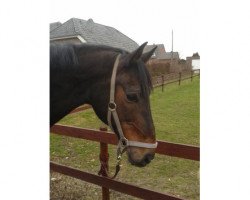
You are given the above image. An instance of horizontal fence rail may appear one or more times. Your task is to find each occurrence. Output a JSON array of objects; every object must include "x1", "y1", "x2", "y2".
[
  {"x1": 51, "y1": 162, "x2": 183, "y2": 200},
  {"x1": 51, "y1": 124, "x2": 200, "y2": 161}
]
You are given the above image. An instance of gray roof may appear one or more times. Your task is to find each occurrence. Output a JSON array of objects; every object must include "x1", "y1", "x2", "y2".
[
  {"x1": 144, "y1": 44, "x2": 179, "y2": 60},
  {"x1": 50, "y1": 22, "x2": 62, "y2": 32},
  {"x1": 143, "y1": 44, "x2": 157, "y2": 57},
  {"x1": 50, "y1": 18, "x2": 139, "y2": 52},
  {"x1": 186, "y1": 52, "x2": 200, "y2": 60},
  {"x1": 165, "y1": 52, "x2": 179, "y2": 59}
]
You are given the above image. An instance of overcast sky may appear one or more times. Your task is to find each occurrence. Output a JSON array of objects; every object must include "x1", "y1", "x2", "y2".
[{"x1": 50, "y1": 0, "x2": 199, "y2": 59}]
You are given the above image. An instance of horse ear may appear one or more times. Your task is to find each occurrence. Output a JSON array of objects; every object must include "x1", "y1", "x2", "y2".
[
  {"x1": 128, "y1": 42, "x2": 148, "y2": 64},
  {"x1": 141, "y1": 46, "x2": 157, "y2": 63}
]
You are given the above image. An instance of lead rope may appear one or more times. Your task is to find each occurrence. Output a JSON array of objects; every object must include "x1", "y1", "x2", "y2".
[{"x1": 98, "y1": 147, "x2": 125, "y2": 179}]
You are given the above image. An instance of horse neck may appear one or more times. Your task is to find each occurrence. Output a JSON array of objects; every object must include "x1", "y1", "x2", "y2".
[{"x1": 50, "y1": 49, "x2": 117, "y2": 126}]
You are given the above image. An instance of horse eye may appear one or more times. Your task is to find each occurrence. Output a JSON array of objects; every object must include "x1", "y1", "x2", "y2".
[{"x1": 126, "y1": 93, "x2": 139, "y2": 102}]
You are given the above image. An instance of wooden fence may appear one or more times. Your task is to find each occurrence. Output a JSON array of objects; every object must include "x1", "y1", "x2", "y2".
[
  {"x1": 50, "y1": 125, "x2": 199, "y2": 200},
  {"x1": 152, "y1": 69, "x2": 200, "y2": 91}
]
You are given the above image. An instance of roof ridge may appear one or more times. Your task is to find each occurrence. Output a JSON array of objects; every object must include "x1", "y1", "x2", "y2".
[
  {"x1": 72, "y1": 18, "x2": 88, "y2": 34},
  {"x1": 50, "y1": 18, "x2": 74, "y2": 33},
  {"x1": 108, "y1": 26, "x2": 139, "y2": 46},
  {"x1": 72, "y1": 18, "x2": 77, "y2": 34}
]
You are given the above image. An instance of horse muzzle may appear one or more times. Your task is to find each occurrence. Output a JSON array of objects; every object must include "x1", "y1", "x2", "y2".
[{"x1": 127, "y1": 146, "x2": 156, "y2": 167}]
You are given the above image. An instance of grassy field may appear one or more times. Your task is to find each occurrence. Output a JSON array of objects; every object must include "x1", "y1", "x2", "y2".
[{"x1": 50, "y1": 77, "x2": 200, "y2": 200}]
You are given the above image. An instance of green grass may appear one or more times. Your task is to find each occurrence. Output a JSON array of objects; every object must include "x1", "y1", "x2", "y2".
[
  {"x1": 151, "y1": 78, "x2": 200, "y2": 145},
  {"x1": 50, "y1": 77, "x2": 200, "y2": 200}
]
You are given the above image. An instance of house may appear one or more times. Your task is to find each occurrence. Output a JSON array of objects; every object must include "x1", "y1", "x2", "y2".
[
  {"x1": 165, "y1": 52, "x2": 180, "y2": 60},
  {"x1": 50, "y1": 18, "x2": 139, "y2": 52},
  {"x1": 144, "y1": 44, "x2": 166, "y2": 59},
  {"x1": 186, "y1": 52, "x2": 200, "y2": 72},
  {"x1": 144, "y1": 44, "x2": 181, "y2": 74},
  {"x1": 144, "y1": 44, "x2": 179, "y2": 60}
]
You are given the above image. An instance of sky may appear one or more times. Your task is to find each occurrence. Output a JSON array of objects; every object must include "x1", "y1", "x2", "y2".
[{"x1": 50, "y1": 0, "x2": 199, "y2": 59}]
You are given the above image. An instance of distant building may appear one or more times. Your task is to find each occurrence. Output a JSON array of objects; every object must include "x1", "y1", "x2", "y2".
[
  {"x1": 50, "y1": 18, "x2": 139, "y2": 52},
  {"x1": 144, "y1": 44, "x2": 179, "y2": 60},
  {"x1": 144, "y1": 44, "x2": 181, "y2": 73},
  {"x1": 186, "y1": 53, "x2": 200, "y2": 71}
]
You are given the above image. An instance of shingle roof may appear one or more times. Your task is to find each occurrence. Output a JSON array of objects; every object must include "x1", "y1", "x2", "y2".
[
  {"x1": 50, "y1": 22, "x2": 62, "y2": 32},
  {"x1": 50, "y1": 18, "x2": 139, "y2": 52},
  {"x1": 192, "y1": 52, "x2": 200, "y2": 59},
  {"x1": 143, "y1": 44, "x2": 157, "y2": 57},
  {"x1": 165, "y1": 52, "x2": 179, "y2": 59}
]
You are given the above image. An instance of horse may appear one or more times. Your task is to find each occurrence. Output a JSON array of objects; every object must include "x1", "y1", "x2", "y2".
[{"x1": 50, "y1": 42, "x2": 157, "y2": 168}]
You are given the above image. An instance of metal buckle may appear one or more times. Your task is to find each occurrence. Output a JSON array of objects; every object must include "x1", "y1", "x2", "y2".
[
  {"x1": 108, "y1": 102, "x2": 116, "y2": 111},
  {"x1": 117, "y1": 138, "x2": 128, "y2": 157},
  {"x1": 120, "y1": 138, "x2": 128, "y2": 147}
]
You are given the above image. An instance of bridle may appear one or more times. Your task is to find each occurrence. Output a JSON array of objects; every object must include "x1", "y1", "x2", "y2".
[{"x1": 104, "y1": 53, "x2": 158, "y2": 178}]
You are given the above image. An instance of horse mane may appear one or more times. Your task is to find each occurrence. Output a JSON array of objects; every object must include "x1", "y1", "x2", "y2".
[
  {"x1": 50, "y1": 43, "x2": 79, "y2": 68},
  {"x1": 136, "y1": 60, "x2": 153, "y2": 98}
]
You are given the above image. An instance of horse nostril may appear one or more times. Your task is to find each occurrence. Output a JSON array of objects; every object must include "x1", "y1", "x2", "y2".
[{"x1": 144, "y1": 154, "x2": 155, "y2": 164}]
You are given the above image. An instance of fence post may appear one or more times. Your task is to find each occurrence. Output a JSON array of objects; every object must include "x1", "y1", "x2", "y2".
[
  {"x1": 191, "y1": 70, "x2": 193, "y2": 82},
  {"x1": 178, "y1": 72, "x2": 182, "y2": 85},
  {"x1": 161, "y1": 75, "x2": 164, "y2": 92},
  {"x1": 99, "y1": 127, "x2": 110, "y2": 200}
]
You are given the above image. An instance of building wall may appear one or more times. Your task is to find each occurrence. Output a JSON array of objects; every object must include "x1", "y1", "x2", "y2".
[
  {"x1": 147, "y1": 58, "x2": 192, "y2": 76},
  {"x1": 192, "y1": 59, "x2": 200, "y2": 70}
]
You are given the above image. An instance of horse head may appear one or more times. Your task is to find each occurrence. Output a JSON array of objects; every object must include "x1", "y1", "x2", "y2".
[{"x1": 89, "y1": 43, "x2": 157, "y2": 167}]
